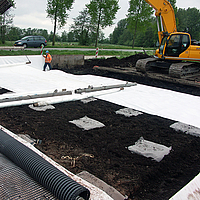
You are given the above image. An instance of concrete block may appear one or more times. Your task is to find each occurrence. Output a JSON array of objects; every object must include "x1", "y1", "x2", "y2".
[{"x1": 52, "y1": 55, "x2": 84, "y2": 68}]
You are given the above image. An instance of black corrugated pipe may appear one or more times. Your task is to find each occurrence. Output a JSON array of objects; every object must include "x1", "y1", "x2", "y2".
[{"x1": 0, "y1": 129, "x2": 90, "y2": 200}]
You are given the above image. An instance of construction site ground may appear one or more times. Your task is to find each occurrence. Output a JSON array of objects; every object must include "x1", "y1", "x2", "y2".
[{"x1": 0, "y1": 54, "x2": 200, "y2": 200}]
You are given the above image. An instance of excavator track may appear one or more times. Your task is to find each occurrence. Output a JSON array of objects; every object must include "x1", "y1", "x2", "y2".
[
  {"x1": 169, "y1": 62, "x2": 200, "y2": 78},
  {"x1": 135, "y1": 58, "x2": 158, "y2": 73},
  {"x1": 136, "y1": 58, "x2": 200, "y2": 79}
]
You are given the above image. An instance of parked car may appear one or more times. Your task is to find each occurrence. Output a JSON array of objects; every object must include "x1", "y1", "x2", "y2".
[{"x1": 14, "y1": 36, "x2": 47, "y2": 48}]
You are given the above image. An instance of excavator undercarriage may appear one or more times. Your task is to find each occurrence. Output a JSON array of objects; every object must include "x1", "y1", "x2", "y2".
[{"x1": 136, "y1": 58, "x2": 200, "y2": 79}]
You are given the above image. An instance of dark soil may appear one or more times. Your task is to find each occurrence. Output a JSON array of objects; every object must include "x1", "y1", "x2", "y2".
[{"x1": 0, "y1": 54, "x2": 200, "y2": 200}]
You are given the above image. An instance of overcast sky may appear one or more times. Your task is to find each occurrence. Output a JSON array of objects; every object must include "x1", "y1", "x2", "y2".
[{"x1": 11, "y1": 0, "x2": 200, "y2": 38}]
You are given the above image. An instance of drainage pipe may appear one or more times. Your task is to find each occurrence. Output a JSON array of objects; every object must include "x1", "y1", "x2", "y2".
[
  {"x1": 75, "y1": 82, "x2": 137, "y2": 94},
  {"x1": 0, "y1": 86, "x2": 126, "y2": 109},
  {"x1": 0, "y1": 90, "x2": 72, "y2": 103},
  {"x1": 0, "y1": 129, "x2": 90, "y2": 200}
]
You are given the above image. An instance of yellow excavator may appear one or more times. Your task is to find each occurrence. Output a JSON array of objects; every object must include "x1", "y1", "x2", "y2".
[{"x1": 136, "y1": 0, "x2": 200, "y2": 78}]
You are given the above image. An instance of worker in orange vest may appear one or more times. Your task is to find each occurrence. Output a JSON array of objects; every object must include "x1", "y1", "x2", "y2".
[{"x1": 43, "y1": 50, "x2": 52, "y2": 71}]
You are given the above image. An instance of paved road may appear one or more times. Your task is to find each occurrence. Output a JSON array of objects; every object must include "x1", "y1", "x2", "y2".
[{"x1": 26, "y1": 47, "x2": 153, "y2": 52}]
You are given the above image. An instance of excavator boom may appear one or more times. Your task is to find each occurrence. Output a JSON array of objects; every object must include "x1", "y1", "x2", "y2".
[{"x1": 146, "y1": 0, "x2": 177, "y2": 43}]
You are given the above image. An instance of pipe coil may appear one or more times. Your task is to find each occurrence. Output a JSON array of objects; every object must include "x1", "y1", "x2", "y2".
[{"x1": 0, "y1": 129, "x2": 90, "y2": 200}]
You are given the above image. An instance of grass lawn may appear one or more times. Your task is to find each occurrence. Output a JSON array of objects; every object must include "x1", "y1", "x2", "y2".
[{"x1": 0, "y1": 41, "x2": 155, "y2": 58}]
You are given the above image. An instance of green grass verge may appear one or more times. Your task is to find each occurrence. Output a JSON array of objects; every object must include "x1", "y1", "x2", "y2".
[
  {"x1": 0, "y1": 41, "x2": 155, "y2": 57},
  {"x1": 1, "y1": 41, "x2": 154, "y2": 50},
  {"x1": 47, "y1": 42, "x2": 152, "y2": 50},
  {"x1": 0, "y1": 49, "x2": 154, "y2": 58}
]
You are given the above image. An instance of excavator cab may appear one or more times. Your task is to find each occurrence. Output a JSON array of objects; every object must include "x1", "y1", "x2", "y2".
[{"x1": 157, "y1": 33, "x2": 191, "y2": 59}]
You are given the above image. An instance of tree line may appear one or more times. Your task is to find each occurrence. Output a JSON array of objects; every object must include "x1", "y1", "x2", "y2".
[
  {"x1": 1, "y1": 0, "x2": 200, "y2": 48},
  {"x1": 110, "y1": 5, "x2": 200, "y2": 48}
]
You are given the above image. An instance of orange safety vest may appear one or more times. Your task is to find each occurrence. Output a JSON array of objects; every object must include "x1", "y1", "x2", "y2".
[{"x1": 43, "y1": 53, "x2": 52, "y2": 63}]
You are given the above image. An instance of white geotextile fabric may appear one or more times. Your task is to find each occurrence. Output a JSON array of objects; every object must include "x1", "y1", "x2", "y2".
[
  {"x1": 99, "y1": 85, "x2": 200, "y2": 129},
  {"x1": 128, "y1": 137, "x2": 172, "y2": 162},
  {"x1": 0, "y1": 65, "x2": 90, "y2": 93},
  {"x1": 0, "y1": 55, "x2": 125, "y2": 94},
  {"x1": 0, "y1": 55, "x2": 200, "y2": 130},
  {"x1": 0, "y1": 55, "x2": 28, "y2": 67},
  {"x1": 0, "y1": 55, "x2": 44, "y2": 69},
  {"x1": 170, "y1": 122, "x2": 200, "y2": 137},
  {"x1": 69, "y1": 116, "x2": 105, "y2": 130},
  {"x1": 115, "y1": 108, "x2": 143, "y2": 117}
]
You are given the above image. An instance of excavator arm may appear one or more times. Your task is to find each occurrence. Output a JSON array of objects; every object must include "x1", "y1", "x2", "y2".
[{"x1": 145, "y1": 0, "x2": 177, "y2": 43}]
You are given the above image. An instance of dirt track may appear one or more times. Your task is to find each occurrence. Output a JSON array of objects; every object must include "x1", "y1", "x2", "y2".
[{"x1": 0, "y1": 54, "x2": 200, "y2": 200}]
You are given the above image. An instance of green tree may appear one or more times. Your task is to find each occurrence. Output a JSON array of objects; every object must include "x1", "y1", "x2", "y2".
[
  {"x1": 169, "y1": 0, "x2": 177, "y2": 11},
  {"x1": 0, "y1": 0, "x2": 15, "y2": 44},
  {"x1": 0, "y1": 10, "x2": 14, "y2": 44},
  {"x1": 176, "y1": 7, "x2": 200, "y2": 40},
  {"x1": 46, "y1": 0, "x2": 74, "y2": 46},
  {"x1": 61, "y1": 30, "x2": 68, "y2": 42},
  {"x1": 175, "y1": 8, "x2": 186, "y2": 32},
  {"x1": 111, "y1": 18, "x2": 128, "y2": 44},
  {"x1": 48, "y1": 30, "x2": 61, "y2": 42},
  {"x1": 67, "y1": 31, "x2": 77, "y2": 42},
  {"x1": 6, "y1": 26, "x2": 23, "y2": 41},
  {"x1": 71, "y1": 8, "x2": 95, "y2": 45},
  {"x1": 127, "y1": 0, "x2": 153, "y2": 48},
  {"x1": 135, "y1": 19, "x2": 157, "y2": 47},
  {"x1": 118, "y1": 29, "x2": 133, "y2": 46},
  {"x1": 98, "y1": 32, "x2": 105, "y2": 43},
  {"x1": 86, "y1": 0, "x2": 120, "y2": 47},
  {"x1": 34, "y1": 29, "x2": 49, "y2": 39}
]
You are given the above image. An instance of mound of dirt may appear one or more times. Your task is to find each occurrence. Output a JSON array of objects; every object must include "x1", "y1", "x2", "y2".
[{"x1": 0, "y1": 54, "x2": 200, "y2": 200}]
